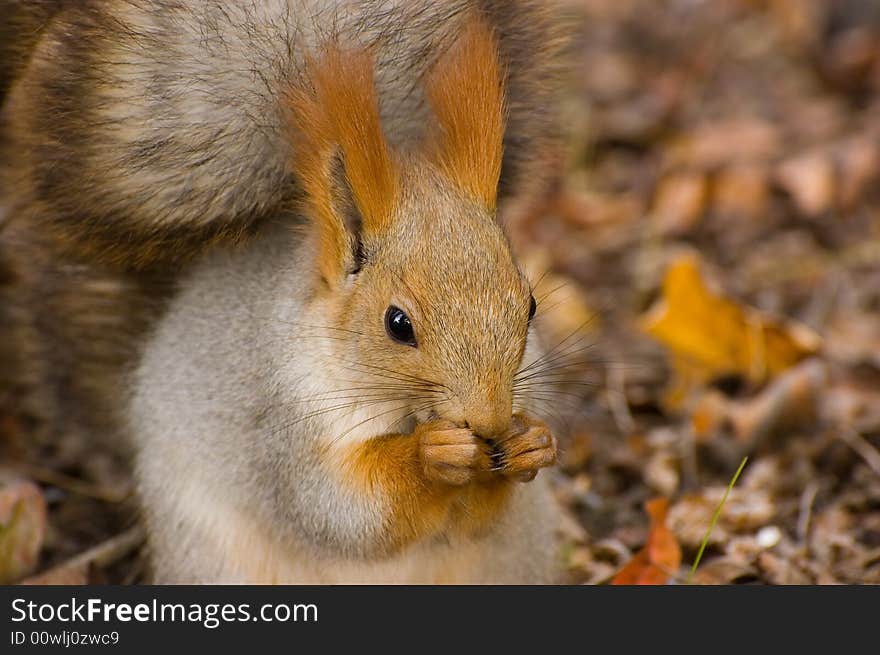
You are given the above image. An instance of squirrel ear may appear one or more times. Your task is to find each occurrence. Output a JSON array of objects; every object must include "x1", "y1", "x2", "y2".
[
  {"x1": 426, "y1": 14, "x2": 506, "y2": 211},
  {"x1": 284, "y1": 45, "x2": 398, "y2": 284}
]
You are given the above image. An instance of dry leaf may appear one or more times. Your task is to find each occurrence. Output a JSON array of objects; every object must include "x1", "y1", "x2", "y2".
[
  {"x1": 612, "y1": 497, "x2": 682, "y2": 584},
  {"x1": 835, "y1": 138, "x2": 879, "y2": 210},
  {"x1": 669, "y1": 487, "x2": 776, "y2": 549},
  {"x1": 690, "y1": 390, "x2": 731, "y2": 442},
  {"x1": 728, "y1": 358, "x2": 826, "y2": 445},
  {"x1": 775, "y1": 151, "x2": 836, "y2": 217},
  {"x1": 768, "y1": 0, "x2": 824, "y2": 48},
  {"x1": 640, "y1": 254, "x2": 821, "y2": 394},
  {"x1": 644, "y1": 451, "x2": 679, "y2": 496},
  {"x1": 23, "y1": 526, "x2": 145, "y2": 586},
  {"x1": 824, "y1": 311, "x2": 880, "y2": 368},
  {"x1": 822, "y1": 380, "x2": 880, "y2": 435},
  {"x1": 665, "y1": 119, "x2": 781, "y2": 169},
  {"x1": 584, "y1": 52, "x2": 639, "y2": 101},
  {"x1": 554, "y1": 190, "x2": 643, "y2": 229},
  {"x1": 558, "y1": 429, "x2": 593, "y2": 473},
  {"x1": 758, "y1": 552, "x2": 813, "y2": 584},
  {"x1": 822, "y1": 25, "x2": 880, "y2": 92},
  {"x1": 689, "y1": 556, "x2": 758, "y2": 585},
  {"x1": 712, "y1": 164, "x2": 771, "y2": 221},
  {"x1": 23, "y1": 563, "x2": 90, "y2": 585},
  {"x1": 652, "y1": 172, "x2": 708, "y2": 234},
  {"x1": 0, "y1": 480, "x2": 47, "y2": 583},
  {"x1": 557, "y1": 508, "x2": 590, "y2": 545}
]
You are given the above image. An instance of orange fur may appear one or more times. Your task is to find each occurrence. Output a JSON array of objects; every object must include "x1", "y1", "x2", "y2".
[
  {"x1": 427, "y1": 15, "x2": 506, "y2": 210},
  {"x1": 346, "y1": 433, "x2": 456, "y2": 548},
  {"x1": 284, "y1": 82, "x2": 349, "y2": 283},
  {"x1": 451, "y1": 479, "x2": 513, "y2": 537},
  {"x1": 343, "y1": 433, "x2": 512, "y2": 549},
  {"x1": 284, "y1": 45, "x2": 398, "y2": 280},
  {"x1": 312, "y1": 47, "x2": 398, "y2": 234}
]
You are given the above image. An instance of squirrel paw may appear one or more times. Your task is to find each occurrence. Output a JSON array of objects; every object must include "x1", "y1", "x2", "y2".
[
  {"x1": 492, "y1": 413, "x2": 558, "y2": 483},
  {"x1": 417, "y1": 420, "x2": 487, "y2": 486}
]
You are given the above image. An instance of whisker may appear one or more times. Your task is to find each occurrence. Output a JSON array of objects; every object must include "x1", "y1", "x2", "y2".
[
  {"x1": 265, "y1": 396, "x2": 410, "y2": 437},
  {"x1": 512, "y1": 385, "x2": 593, "y2": 400},
  {"x1": 323, "y1": 398, "x2": 445, "y2": 451},
  {"x1": 514, "y1": 344, "x2": 595, "y2": 380},
  {"x1": 526, "y1": 266, "x2": 553, "y2": 292},
  {"x1": 338, "y1": 359, "x2": 448, "y2": 390},
  {"x1": 515, "y1": 341, "x2": 598, "y2": 381},
  {"x1": 516, "y1": 319, "x2": 597, "y2": 377},
  {"x1": 284, "y1": 390, "x2": 437, "y2": 405},
  {"x1": 534, "y1": 281, "x2": 568, "y2": 306}
]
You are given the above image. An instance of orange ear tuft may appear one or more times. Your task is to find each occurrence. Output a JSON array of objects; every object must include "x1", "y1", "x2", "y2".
[
  {"x1": 284, "y1": 78, "x2": 350, "y2": 283},
  {"x1": 427, "y1": 14, "x2": 506, "y2": 210},
  {"x1": 284, "y1": 44, "x2": 399, "y2": 282},
  {"x1": 310, "y1": 45, "x2": 398, "y2": 234}
]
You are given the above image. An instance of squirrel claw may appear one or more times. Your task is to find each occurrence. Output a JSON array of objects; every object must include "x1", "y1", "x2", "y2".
[{"x1": 494, "y1": 414, "x2": 557, "y2": 483}]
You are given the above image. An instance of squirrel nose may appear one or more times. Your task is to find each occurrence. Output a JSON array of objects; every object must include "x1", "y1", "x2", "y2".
[{"x1": 463, "y1": 400, "x2": 513, "y2": 440}]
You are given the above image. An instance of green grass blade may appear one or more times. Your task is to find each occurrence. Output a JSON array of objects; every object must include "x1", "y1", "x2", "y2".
[{"x1": 688, "y1": 456, "x2": 748, "y2": 583}]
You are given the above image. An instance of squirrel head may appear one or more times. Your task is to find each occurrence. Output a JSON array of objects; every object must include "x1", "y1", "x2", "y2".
[{"x1": 285, "y1": 16, "x2": 536, "y2": 440}]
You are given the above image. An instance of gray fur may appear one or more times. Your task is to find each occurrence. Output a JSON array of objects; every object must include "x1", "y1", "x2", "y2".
[{"x1": 3, "y1": 0, "x2": 564, "y2": 266}]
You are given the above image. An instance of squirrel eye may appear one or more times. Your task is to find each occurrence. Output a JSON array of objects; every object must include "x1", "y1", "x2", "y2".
[
  {"x1": 384, "y1": 306, "x2": 417, "y2": 347},
  {"x1": 528, "y1": 295, "x2": 537, "y2": 321}
]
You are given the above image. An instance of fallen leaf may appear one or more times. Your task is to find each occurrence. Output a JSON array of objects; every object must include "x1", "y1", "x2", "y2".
[
  {"x1": 690, "y1": 390, "x2": 732, "y2": 442},
  {"x1": 558, "y1": 429, "x2": 593, "y2": 473},
  {"x1": 822, "y1": 379, "x2": 880, "y2": 435},
  {"x1": 768, "y1": 0, "x2": 824, "y2": 48},
  {"x1": 824, "y1": 311, "x2": 880, "y2": 369},
  {"x1": 583, "y1": 52, "x2": 639, "y2": 101},
  {"x1": 553, "y1": 190, "x2": 643, "y2": 229},
  {"x1": 581, "y1": 562, "x2": 618, "y2": 586},
  {"x1": 664, "y1": 119, "x2": 781, "y2": 169},
  {"x1": 557, "y1": 507, "x2": 590, "y2": 545},
  {"x1": 640, "y1": 254, "x2": 821, "y2": 396},
  {"x1": 728, "y1": 358, "x2": 826, "y2": 446},
  {"x1": 712, "y1": 163, "x2": 771, "y2": 221},
  {"x1": 775, "y1": 151, "x2": 836, "y2": 217},
  {"x1": 612, "y1": 497, "x2": 682, "y2": 584},
  {"x1": 821, "y1": 25, "x2": 880, "y2": 92},
  {"x1": 23, "y1": 526, "x2": 145, "y2": 587},
  {"x1": 652, "y1": 171, "x2": 708, "y2": 234},
  {"x1": 0, "y1": 480, "x2": 47, "y2": 583},
  {"x1": 689, "y1": 556, "x2": 758, "y2": 585},
  {"x1": 669, "y1": 487, "x2": 776, "y2": 549},
  {"x1": 22, "y1": 563, "x2": 90, "y2": 585},
  {"x1": 644, "y1": 451, "x2": 679, "y2": 496},
  {"x1": 835, "y1": 138, "x2": 879, "y2": 210},
  {"x1": 758, "y1": 551, "x2": 813, "y2": 584}
]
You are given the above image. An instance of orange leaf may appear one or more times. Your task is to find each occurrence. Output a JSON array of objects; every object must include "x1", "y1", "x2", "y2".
[
  {"x1": 610, "y1": 550, "x2": 667, "y2": 585},
  {"x1": 639, "y1": 254, "x2": 820, "y2": 401},
  {"x1": 612, "y1": 497, "x2": 682, "y2": 585}
]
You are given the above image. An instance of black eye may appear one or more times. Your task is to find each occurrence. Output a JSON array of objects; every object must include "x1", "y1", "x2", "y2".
[
  {"x1": 528, "y1": 295, "x2": 537, "y2": 321},
  {"x1": 384, "y1": 306, "x2": 416, "y2": 347}
]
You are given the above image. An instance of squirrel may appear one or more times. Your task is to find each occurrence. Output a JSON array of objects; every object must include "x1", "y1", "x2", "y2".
[{"x1": 0, "y1": 1, "x2": 568, "y2": 583}]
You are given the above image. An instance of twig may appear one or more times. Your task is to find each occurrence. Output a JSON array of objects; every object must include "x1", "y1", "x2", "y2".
[
  {"x1": 2, "y1": 462, "x2": 131, "y2": 503},
  {"x1": 796, "y1": 481, "x2": 820, "y2": 548},
  {"x1": 22, "y1": 525, "x2": 145, "y2": 585},
  {"x1": 838, "y1": 428, "x2": 880, "y2": 478},
  {"x1": 605, "y1": 365, "x2": 635, "y2": 435}
]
